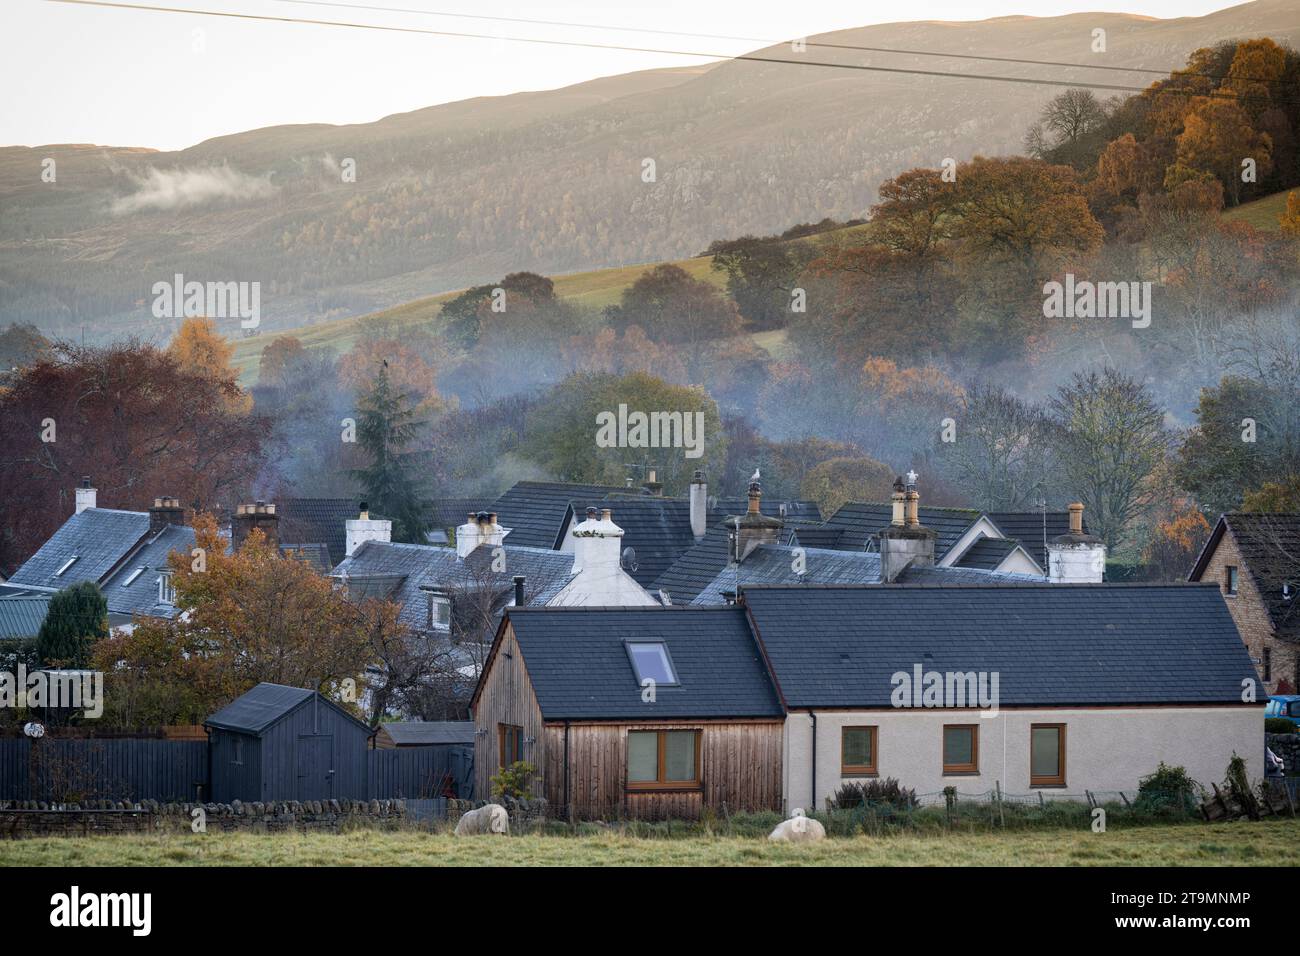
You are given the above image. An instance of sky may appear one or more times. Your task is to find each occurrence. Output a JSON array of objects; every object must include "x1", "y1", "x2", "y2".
[{"x1": 3, "y1": 0, "x2": 1250, "y2": 151}]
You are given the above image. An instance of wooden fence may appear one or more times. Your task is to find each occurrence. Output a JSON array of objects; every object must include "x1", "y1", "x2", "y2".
[{"x1": 0, "y1": 738, "x2": 473, "y2": 803}]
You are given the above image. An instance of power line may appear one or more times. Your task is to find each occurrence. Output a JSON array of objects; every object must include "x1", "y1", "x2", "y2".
[
  {"x1": 44, "y1": 0, "x2": 1292, "y2": 104},
  {"x1": 273, "y1": 0, "x2": 1293, "y2": 85}
]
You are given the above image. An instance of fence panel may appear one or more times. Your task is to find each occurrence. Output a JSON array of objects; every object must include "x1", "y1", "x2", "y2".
[
  {"x1": 367, "y1": 746, "x2": 473, "y2": 800},
  {"x1": 0, "y1": 738, "x2": 208, "y2": 803}
]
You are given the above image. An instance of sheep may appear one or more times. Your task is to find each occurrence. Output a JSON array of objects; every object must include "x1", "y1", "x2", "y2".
[
  {"x1": 454, "y1": 803, "x2": 510, "y2": 836},
  {"x1": 767, "y1": 808, "x2": 826, "y2": 843}
]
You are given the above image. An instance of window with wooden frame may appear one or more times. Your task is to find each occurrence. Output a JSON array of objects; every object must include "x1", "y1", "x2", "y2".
[
  {"x1": 498, "y1": 723, "x2": 523, "y2": 767},
  {"x1": 626, "y1": 729, "x2": 701, "y2": 790},
  {"x1": 1225, "y1": 565, "x2": 1239, "y2": 596},
  {"x1": 841, "y1": 726, "x2": 878, "y2": 776},
  {"x1": 1030, "y1": 724, "x2": 1066, "y2": 787},
  {"x1": 942, "y1": 724, "x2": 979, "y2": 775}
]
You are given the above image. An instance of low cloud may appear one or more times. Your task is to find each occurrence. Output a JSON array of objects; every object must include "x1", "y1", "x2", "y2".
[{"x1": 112, "y1": 164, "x2": 275, "y2": 214}]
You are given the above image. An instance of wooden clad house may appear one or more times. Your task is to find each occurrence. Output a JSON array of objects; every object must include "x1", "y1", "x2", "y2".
[{"x1": 471, "y1": 606, "x2": 784, "y2": 820}]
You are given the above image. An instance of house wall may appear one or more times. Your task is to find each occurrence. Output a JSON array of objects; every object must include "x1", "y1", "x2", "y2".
[
  {"x1": 542, "y1": 719, "x2": 783, "y2": 820},
  {"x1": 1196, "y1": 529, "x2": 1288, "y2": 694},
  {"x1": 473, "y1": 624, "x2": 546, "y2": 801},
  {"x1": 783, "y1": 706, "x2": 1262, "y2": 812}
]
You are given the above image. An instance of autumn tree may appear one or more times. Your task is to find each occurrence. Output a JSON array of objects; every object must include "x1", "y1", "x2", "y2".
[
  {"x1": 351, "y1": 362, "x2": 432, "y2": 543},
  {"x1": 1141, "y1": 506, "x2": 1211, "y2": 582},
  {"x1": 1281, "y1": 190, "x2": 1300, "y2": 237},
  {"x1": 1050, "y1": 368, "x2": 1168, "y2": 552},
  {"x1": 800, "y1": 456, "x2": 895, "y2": 516},
  {"x1": 608, "y1": 264, "x2": 743, "y2": 379},
  {"x1": 707, "y1": 235, "x2": 816, "y2": 330},
  {"x1": 168, "y1": 317, "x2": 251, "y2": 413},
  {"x1": 1175, "y1": 96, "x2": 1273, "y2": 205},
  {"x1": 257, "y1": 336, "x2": 306, "y2": 387}
]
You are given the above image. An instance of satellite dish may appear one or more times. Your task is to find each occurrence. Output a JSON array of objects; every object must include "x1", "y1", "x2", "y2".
[
  {"x1": 23, "y1": 722, "x2": 45, "y2": 739},
  {"x1": 621, "y1": 547, "x2": 639, "y2": 573}
]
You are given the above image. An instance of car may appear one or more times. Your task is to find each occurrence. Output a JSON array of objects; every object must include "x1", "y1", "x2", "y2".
[{"x1": 1265, "y1": 695, "x2": 1300, "y2": 728}]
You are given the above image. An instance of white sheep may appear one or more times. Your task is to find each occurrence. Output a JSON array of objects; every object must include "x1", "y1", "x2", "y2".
[
  {"x1": 767, "y1": 807, "x2": 826, "y2": 843},
  {"x1": 454, "y1": 803, "x2": 510, "y2": 836}
]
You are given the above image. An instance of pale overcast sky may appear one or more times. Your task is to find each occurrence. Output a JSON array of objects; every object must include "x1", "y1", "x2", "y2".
[{"x1": 4, "y1": 0, "x2": 1246, "y2": 151}]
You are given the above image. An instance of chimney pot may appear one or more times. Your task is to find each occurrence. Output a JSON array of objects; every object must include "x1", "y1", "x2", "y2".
[
  {"x1": 75, "y1": 477, "x2": 98, "y2": 514},
  {"x1": 1068, "y1": 502, "x2": 1084, "y2": 534},
  {"x1": 232, "y1": 499, "x2": 279, "y2": 550}
]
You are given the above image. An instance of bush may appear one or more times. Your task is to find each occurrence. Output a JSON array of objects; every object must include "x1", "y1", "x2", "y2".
[
  {"x1": 1134, "y1": 762, "x2": 1201, "y2": 817},
  {"x1": 490, "y1": 761, "x2": 535, "y2": 800},
  {"x1": 1265, "y1": 718, "x2": 1296, "y2": 735},
  {"x1": 830, "y1": 777, "x2": 918, "y2": 811}
]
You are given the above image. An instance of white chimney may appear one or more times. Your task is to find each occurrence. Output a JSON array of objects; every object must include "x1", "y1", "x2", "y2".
[
  {"x1": 552, "y1": 507, "x2": 657, "y2": 606},
  {"x1": 456, "y1": 511, "x2": 504, "y2": 559},
  {"x1": 570, "y1": 507, "x2": 623, "y2": 574},
  {"x1": 75, "y1": 476, "x2": 97, "y2": 514},
  {"x1": 345, "y1": 501, "x2": 391, "y2": 557},
  {"x1": 1047, "y1": 503, "x2": 1106, "y2": 583},
  {"x1": 689, "y1": 470, "x2": 708, "y2": 540}
]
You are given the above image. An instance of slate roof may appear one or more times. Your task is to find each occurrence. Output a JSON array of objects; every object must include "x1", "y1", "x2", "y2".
[
  {"x1": 823, "y1": 503, "x2": 983, "y2": 556},
  {"x1": 332, "y1": 540, "x2": 577, "y2": 633},
  {"x1": 563, "y1": 497, "x2": 696, "y2": 587},
  {"x1": 276, "y1": 498, "x2": 364, "y2": 568},
  {"x1": 493, "y1": 606, "x2": 783, "y2": 720},
  {"x1": 491, "y1": 481, "x2": 630, "y2": 548},
  {"x1": 102, "y1": 524, "x2": 196, "y2": 619},
  {"x1": 955, "y1": 537, "x2": 1021, "y2": 571},
  {"x1": 650, "y1": 523, "x2": 734, "y2": 604},
  {"x1": 0, "y1": 596, "x2": 50, "y2": 640},
  {"x1": 790, "y1": 526, "x2": 845, "y2": 549},
  {"x1": 205, "y1": 682, "x2": 371, "y2": 735},
  {"x1": 380, "y1": 721, "x2": 475, "y2": 746},
  {"x1": 8, "y1": 508, "x2": 151, "y2": 590},
  {"x1": 691, "y1": 545, "x2": 1040, "y2": 605},
  {"x1": 742, "y1": 584, "x2": 1258, "y2": 708},
  {"x1": 1190, "y1": 514, "x2": 1300, "y2": 638},
  {"x1": 430, "y1": 498, "x2": 486, "y2": 531},
  {"x1": 988, "y1": 511, "x2": 1083, "y2": 569}
]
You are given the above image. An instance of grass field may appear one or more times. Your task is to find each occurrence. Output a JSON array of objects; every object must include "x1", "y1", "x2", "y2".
[
  {"x1": 4, "y1": 819, "x2": 1297, "y2": 867},
  {"x1": 1222, "y1": 189, "x2": 1291, "y2": 231}
]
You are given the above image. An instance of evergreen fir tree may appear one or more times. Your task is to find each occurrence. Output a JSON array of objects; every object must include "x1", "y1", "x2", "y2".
[
  {"x1": 36, "y1": 581, "x2": 108, "y2": 668},
  {"x1": 351, "y1": 362, "x2": 433, "y2": 543}
]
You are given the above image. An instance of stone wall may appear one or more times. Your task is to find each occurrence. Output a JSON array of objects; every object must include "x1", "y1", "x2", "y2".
[
  {"x1": 0, "y1": 798, "x2": 406, "y2": 838},
  {"x1": 1267, "y1": 733, "x2": 1300, "y2": 773}
]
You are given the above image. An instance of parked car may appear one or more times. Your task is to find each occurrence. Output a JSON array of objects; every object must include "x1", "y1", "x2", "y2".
[{"x1": 1264, "y1": 695, "x2": 1300, "y2": 728}]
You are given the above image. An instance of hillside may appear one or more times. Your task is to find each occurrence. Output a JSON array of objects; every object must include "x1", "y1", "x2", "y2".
[
  {"x1": 1222, "y1": 190, "x2": 1293, "y2": 230},
  {"x1": 4, "y1": 0, "x2": 1299, "y2": 342}
]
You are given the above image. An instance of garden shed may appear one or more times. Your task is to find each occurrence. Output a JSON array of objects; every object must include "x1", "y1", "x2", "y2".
[{"x1": 205, "y1": 683, "x2": 374, "y2": 803}]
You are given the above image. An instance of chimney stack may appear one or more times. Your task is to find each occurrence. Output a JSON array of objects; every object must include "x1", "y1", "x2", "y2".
[
  {"x1": 730, "y1": 474, "x2": 783, "y2": 563},
  {"x1": 1047, "y1": 502, "x2": 1105, "y2": 583},
  {"x1": 232, "y1": 500, "x2": 279, "y2": 550},
  {"x1": 689, "y1": 470, "x2": 708, "y2": 541},
  {"x1": 346, "y1": 501, "x2": 392, "y2": 557},
  {"x1": 456, "y1": 511, "x2": 504, "y2": 559},
  {"x1": 877, "y1": 473, "x2": 936, "y2": 583},
  {"x1": 642, "y1": 468, "x2": 663, "y2": 497},
  {"x1": 513, "y1": 575, "x2": 526, "y2": 606},
  {"x1": 75, "y1": 476, "x2": 97, "y2": 515},
  {"x1": 149, "y1": 496, "x2": 185, "y2": 534}
]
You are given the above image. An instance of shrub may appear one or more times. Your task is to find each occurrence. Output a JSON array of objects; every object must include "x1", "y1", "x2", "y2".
[
  {"x1": 490, "y1": 761, "x2": 535, "y2": 800},
  {"x1": 1134, "y1": 762, "x2": 1201, "y2": 817},
  {"x1": 1265, "y1": 718, "x2": 1296, "y2": 735},
  {"x1": 830, "y1": 778, "x2": 917, "y2": 810}
]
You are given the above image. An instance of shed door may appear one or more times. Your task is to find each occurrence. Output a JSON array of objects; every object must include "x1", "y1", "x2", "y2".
[{"x1": 296, "y1": 735, "x2": 334, "y2": 800}]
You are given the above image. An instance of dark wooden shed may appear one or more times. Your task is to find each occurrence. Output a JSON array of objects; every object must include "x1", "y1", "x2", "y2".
[{"x1": 205, "y1": 683, "x2": 373, "y2": 803}]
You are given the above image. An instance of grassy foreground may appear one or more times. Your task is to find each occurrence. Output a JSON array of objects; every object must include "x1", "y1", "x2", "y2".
[{"x1": 3, "y1": 819, "x2": 1297, "y2": 867}]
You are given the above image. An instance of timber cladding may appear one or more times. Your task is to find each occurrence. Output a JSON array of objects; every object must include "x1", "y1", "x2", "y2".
[
  {"x1": 543, "y1": 720, "x2": 783, "y2": 820},
  {"x1": 473, "y1": 625, "x2": 546, "y2": 801}
]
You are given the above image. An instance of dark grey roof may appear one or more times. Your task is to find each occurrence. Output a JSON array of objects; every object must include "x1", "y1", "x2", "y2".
[
  {"x1": 0, "y1": 596, "x2": 50, "y2": 639},
  {"x1": 822, "y1": 503, "x2": 982, "y2": 556},
  {"x1": 691, "y1": 545, "x2": 1040, "y2": 605},
  {"x1": 987, "y1": 511, "x2": 1083, "y2": 570},
  {"x1": 496, "y1": 606, "x2": 783, "y2": 720},
  {"x1": 429, "y1": 499, "x2": 486, "y2": 531},
  {"x1": 790, "y1": 526, "x2": 845, "y2": 549},
  {"x1": 742, "y1": 583, "x2": 1258, "y2": 709},
  {"x1": 277, "y1": 498, "x2": 363, "y2": 568},
  {"x1": 380, "y1": 721, "x2": 475, "y2": 745},
  {"x1": 280, "y1": 542, "x2": 332, "y2": 572},
  {"x1": 332, "y1": 540, "x2": 576, "y2": 632},
  {"x1": 8, "y1": 508, "x2": 150, "y2": 590},
  {"x1": 1190, "y1": 514, "x2": 1300, "y2": 637},
  {"x1": 955, "y1": 537, "x2": 1021, "y2": 571},
  {"x1": 205, "y1": 682, "x2": 372, "y2": 735},
  {"x1": 491, "y1": 481, "x2": 629, "y2": 548},
  {"x1": 100, "y1": 524, "x2": 195, "y2": 619},
  {"x1": 650, "y1": 523, "x2": 733, "y2": 605}
]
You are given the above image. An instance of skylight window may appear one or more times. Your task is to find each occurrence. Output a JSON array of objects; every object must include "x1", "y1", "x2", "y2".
[
  {"x1": 54, "y1": 556, "x2": 78, "y2": 576},
  {"x1": 626, "y1": 642, "x2": 678, "y2": 686},
  {"x1": 122, "y1": 567, "x2": 145, "y2": 587}
]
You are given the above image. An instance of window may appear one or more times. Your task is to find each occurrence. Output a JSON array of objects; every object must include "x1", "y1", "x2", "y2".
[
  {"x1": 1264, "y1": 648, "x2": 1273, "y2": 682},
  {"x1": 121, "y1": 566, "x2": 145, "y2": 587},
  {"x1": 625, "y1": 642, "x2": 678, "y2": 686},
  {"x1": 54, "y1": 556, "x2": 78, "y2": 577},
  {"x1": 232, "y1": 737, "x2": 244, "y2": 766},
  {"x1": 942, "y1": 724, "x2": 979, "y2": 775},
  {"x1": 426, "y1": 593, "x2": 451, "y2": 630},
  {"x1": 626, "y1": 729, "x2": 700, "y2": 790},
  {"x1": 1030, "y1": 724, "x2": 1066, "y2": 787},
  {"x1": 498, "y1": 724, "x2": 523, "y2": 766},
  {"x1": 157, "y1": 571, "x2": 176, "y2": 605},
  {"x1": 841, "y1": 726, "x2": 878, "y2": 776},
  {"x1": 1225, "y1": 565, "x2": 1239, "y2": 596}
]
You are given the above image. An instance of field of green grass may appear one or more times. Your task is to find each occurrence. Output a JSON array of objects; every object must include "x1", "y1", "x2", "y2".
[
  {"x1": 4, "y1": 819, "x2": 1297, "y2": 867},
  {"x1": 1222, "y1": 190, "x2": 1291, "y2": 231}
]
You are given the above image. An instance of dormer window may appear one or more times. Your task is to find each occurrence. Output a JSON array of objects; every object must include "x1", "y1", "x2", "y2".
[
  {"x1": 626, "y1": 642, "x2": 678, "y2": 686},
  {"x1": 122, "y1": 566, "x2": 145, "y2": 587},
  {"x1": 158, "y1": 571, "x2": 176, "y2": 605},
  {"x1": 426, "y1": 592, "x2": 451, "y2": 630},
  {"x1": 54, "y1": 556, "x2": 78, "y2": 577}
]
